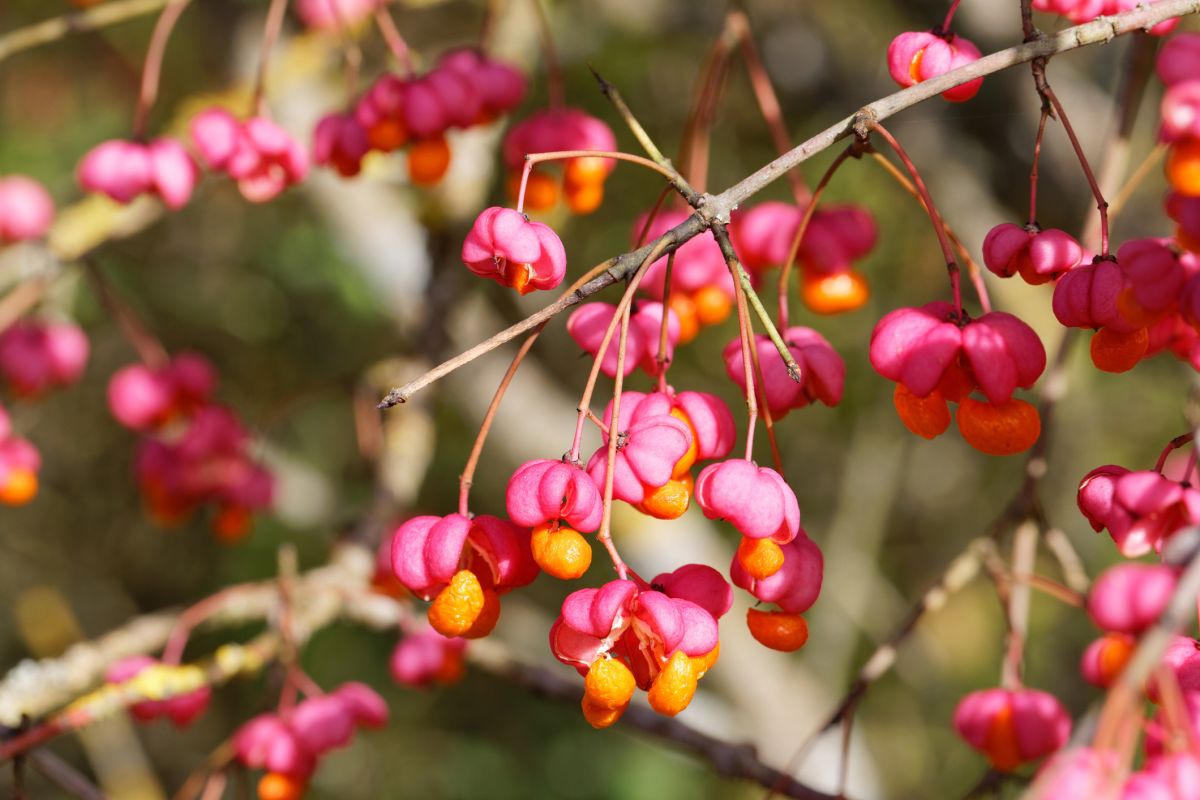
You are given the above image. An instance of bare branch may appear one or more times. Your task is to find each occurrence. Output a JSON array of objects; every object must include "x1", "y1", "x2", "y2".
[{"x1": 380, "y1": 0, "x2": 1199, "y2": 408}]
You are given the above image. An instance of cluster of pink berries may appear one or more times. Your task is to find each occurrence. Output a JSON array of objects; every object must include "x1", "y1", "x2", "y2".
[
  {"x1": 388, "y1": 367, "x2": 824, "y2": 727},
  {"x1": 191, "y1": 109, "x2": 309, "y2": 203},
  {"x1": 319, "y1": 49, "x2": 526, "y2": 184},
  {"x1": 735, "y1": 201, "x2": 877, "y2": 316},
  {"x1": 0, "y1": 320, "x2": 89, "y2": 398},
  {"x1": 0, "y1": 318, "x2": 90, "y2": 505},
  {"x1": 0, "y1": 175, "x2": 55, "y2": 243},
  {"x1": 108, "y1": 353, "x2": 273, "y2": 541},
  {"x1": 504, "y1": 108, "x2": 616, "y2": 214},
  {"x1": 234, "y1": 682, "x2": 387, "y2": 800},
  {"x1": 870, "y1": 302, "x2": 1046, "y2": 455}
]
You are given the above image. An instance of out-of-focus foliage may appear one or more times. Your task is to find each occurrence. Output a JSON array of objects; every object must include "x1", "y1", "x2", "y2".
[{"x1": 0, "y1": 0, "x2": 1191, "y2": 798}]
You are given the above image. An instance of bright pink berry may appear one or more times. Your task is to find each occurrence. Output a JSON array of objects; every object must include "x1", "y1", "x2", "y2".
[
  {"x1": 1159, "y1": 34, "x2": 1200, "y2": 86},
  {"x1": 191, "y1": 109, "x2": 309, "y2": 202},
  {"x1": 650, "y1": 564, "x2": 734, "y2": 621},
  {"x1": 550, "y1": 579, "x2": 718, "y2": 685},
  {"x1": 953, "y1": 688, "x2": 1071, "y2": 771},
  {"x1": 1083, "y1": 466, "x2": 1200, "y2": 557},
  {"x1": 722, "y1": 327, "x2": 845, "y2": 419},
  {"x1": 289, "y1": 695, "x2": 356, "y2": 754},
  {"x1": 390, "y1": 628, "x2": 467, "y2": 688},
  {"x1": 506, "y1": 459, "x2": 604, "y2": 533},
  {"x1": 461, "y1": 207, "x2": 567, "y2": 294},
  {"x1": 982, "y1": 223, "x2": 1083, "y2": 284},
  {"x1": 730, "y1": 532, "x2": 823, "y2": 614},
  {"x1": 1120, "y1": 238, "x2": 1186, "y2": 319},
  {"x1": 78, "y1": 138, "x2": 197, "y2": 209},
  {"x1": 390, "y1": 513, "x2": 537, "y2": 599},
  {"x1": 294, "y1": 0, "x2": 378, "y2": 29},
  {"x1": 0, "y1": 176, "x2": 54, "y2": 243},
  {"x1": 566, "y1": 301, "x2": 679, "y2": 378},
  {"x1": 1087, "y1": 562, "x2": 1178, "y2": 634},
  {"x1": 870, "y1": 302, "x2": 1046, "y2": 403},
  {"x1": 695, "y1": 459, "x2": 800, "y2": 543},
  {"x1": 1029, "y1": 748, "x2": 1121, "y2": 797},
  {"x1": 1161, "y1": 81, "x2": 1200, "y2": 142},
  {"x1": 887, "y1": 31, "x2": 983, "y2": 102},
  {"x1": 0, "y1": 320, "x2": 89, "y2": 396},
  {"x1": 503, "y1": 108, "x2": 617, "y2": 172},
  {"x1": 437, "y1": 49, "x2": 526, "y2": 119},
  {"x1": 585, "y1": 395, "x2": 693, "y2": 506},
  {"x1": 107, "y1": 353, "x2": 216, "y2": 431},
  {"x1": 234, "y1": 713, "x2": 316, "y2": 778},
  {"x1": 331, "y1": 682, "x2": 388, "y2": 729},
  {"x1": 313, "y1": 112, "x2": 370, "y2": 177},
  {"x1": 1125, "y1": 753, "x2": 1200, "y2": 798}
]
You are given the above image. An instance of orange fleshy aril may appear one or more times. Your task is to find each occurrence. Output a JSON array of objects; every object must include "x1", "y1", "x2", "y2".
[
  {"x1": 1115, "y1": 289, "x2": 1163, "y2": 330},
  {"x1": 908, "y1": 48, "x2": 926, "y2": 84},
  {"x1": 508, "y1": 171, "x2": 559, "y2": 211},
  {"x1": 408, "y1": 137, "x2": 452, "y2": 186},
  {"x1": 669, "y1": 408, "x2": 699, "y2": 478},
  {"x1": 564, "y1": 156, "x2": 610, "y2": 187},
  {"x1": 983, "y1": 704, "x2": 1022, "y2": 772},
  {"x1": 746, "y1": 608, "x2": 809, "y2": 652},
  {"x1": 637, "y1": 474, "x2": 693, "y2": 520},
  {"x1": 647, "y1": 650, "x2": 699, "y2": 717},
  {"x1": 802, "y1": 271, "x2": 870, "y2": 315},
  {"x1": 581, "y1": 694, "x2": 627, "y2": 729},
  {"x1": 564, "y1": 179, "x2": 604, "y2": 215},
  {"x1": 690, "y1": 642, "x2": 719, "y2": 678},
  {"x1": 429, "y1": 569, "x2": 499, "y2": 638},
  {"x1": 956, "y1": 396, "x2": 1040, "y2": 456},
  {"x1": 693, "y1": 285, "x2": 733, "y2": 326},
  {"x1": 584, "y1": 657, "x2": 637, "y2": 710},
  {"x1": 367, "y1": 119, "x2": 407, "y2": 152},
  {"x1": 736, "y1": 536, "x2": 785, "y2": 580},
  {"x1": 505, "y1": 261, "x2": 535, "y2": 295},
  {"x1": 211, "y1": 505, "x2": 252, "y2": 543},
  {"x1": 0, "y1": 468, "x2": 38, "y2": 506},
  {"x1": 668, "y1": 294, "x2": 700, "y2": 344},
  {"x1": 257, "y1": 772, "x2": 305, "y2": 800},
  {"x1": 1090, "y1": 326, "x2": 1149, "y2": 373},
  {"x1": 893, "y1": 384, "x2": 951, "y2": 440},
  {"x1": 1093, "y1": 633, "x2": 1134, "y2": 687},
  {"x1": 1167, "y1": 138, "x2": 1200, "y2": 196},
  {"x1": 531, "y1": 523, "x2": 592, "y2": 580}
]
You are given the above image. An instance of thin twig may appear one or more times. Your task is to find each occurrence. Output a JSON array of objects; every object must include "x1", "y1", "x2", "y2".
[{"x1": 0, "y1": 0, "x2": 171, "y2": 65}]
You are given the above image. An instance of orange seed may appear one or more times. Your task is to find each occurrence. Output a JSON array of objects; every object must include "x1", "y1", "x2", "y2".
[
  {"x1": 746, "y1": 608, "x2": 809, "y2": 652},
  {"x1": 531, "y1": 523, "x2": 592, "y2": 580},
  {"x1": 956, "y1": 396, "x2": 1040, "y2": 456}
]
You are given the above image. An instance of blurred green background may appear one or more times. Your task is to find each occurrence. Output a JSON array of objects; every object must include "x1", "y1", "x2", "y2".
[{"x1": 0, "y1": 0, "x2": 1194, "y2": 797}]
